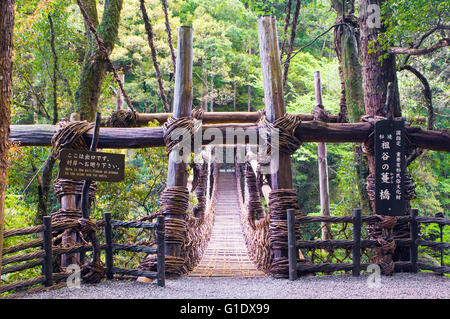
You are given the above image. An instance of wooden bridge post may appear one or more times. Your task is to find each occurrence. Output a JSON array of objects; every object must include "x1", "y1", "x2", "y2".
[
  {"x1": 314, "y1": 71, "x2": 331, "y2": 241},
  {"x1": 42, "y1": 216, "x2": 53, "y2": 286},
  {"x1": 257, "y1": 15, "x2": 293, "y2": 190},
  {"x1": 409, "y1": 208, "x2": 418, "y2": 273},
  {"x1": 257, "y1": 15, "x2": 295, "y2": 276},
  {"x1": 104, "y1": 212, "x2": 114, "y2": 280},
  {"x1": 165, "y1": 26, "x2": 193, "y2": 266},
  {"x1": 156, "y1": 215, "x2": 165, "y2": 287},
  {"x1": 352, "y1": 208, "x2": 362, "y2": 276},
  {"x1": 287, "y1": 209, "x2": 298, "y2": 281}
]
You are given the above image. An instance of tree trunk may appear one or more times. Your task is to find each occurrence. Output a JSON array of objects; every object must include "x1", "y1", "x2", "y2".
[
  {"x1": 209, "y1": 74, "x2": 214, "y2": 112},
  {"x1": 233, "y1": 81, "x2": 236, "y2": 110},
  {"x1": 333, "y1": 12, "x2": 371, "y2": 214},
  {"x1": 0, "y1": 0, "x2": 14, "y2": 270},
  {"x1": 75, "y1": 0, "x2": 123, "y2": 121},
  {"x1": 359, "y1": 0, "x2": 401, "y2": 275},
  {"x1": 48, "y1": 15, "x2": 58, "y2": 125}
]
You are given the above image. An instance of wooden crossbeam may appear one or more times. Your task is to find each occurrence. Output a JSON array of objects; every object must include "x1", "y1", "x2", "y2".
[
  {"x1": 10, "y1": 122, "x2": 449, "y2": 152},
  {"x1": 120, "y1": 111, "x2": 339, "y2": 125}
]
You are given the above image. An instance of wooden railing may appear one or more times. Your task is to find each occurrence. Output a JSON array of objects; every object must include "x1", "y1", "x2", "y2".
[
  {"x1": 1, "y1": 214, "x2": 165, "y2": 295},
  {"x1": 1, "y1": 217, "x2": 70, "y2": 294},
  {"x1": 287, "y1": 208, "x2": 449, "y2": 280},
  {"x1": 103, "y1": 213, "x2": 165, "y2": 287}
]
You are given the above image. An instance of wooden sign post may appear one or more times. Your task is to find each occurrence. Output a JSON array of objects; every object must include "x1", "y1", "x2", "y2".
[{"x1": 374, "y1": 119, "x2": 406, "y2": 216}]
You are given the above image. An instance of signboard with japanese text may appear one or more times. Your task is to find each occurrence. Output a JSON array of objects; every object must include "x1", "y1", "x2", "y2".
[
  {"x1": 374, "y1": 119, "x2": 405, "y2": 216},
  {"x1": 58, "y1": 149, "x2": 125, "y2": 182}
]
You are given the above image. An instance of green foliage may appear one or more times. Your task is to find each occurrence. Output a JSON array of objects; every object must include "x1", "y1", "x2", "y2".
[{"x1": 4, "y1": 0, "x2": 450, "y2": 283}]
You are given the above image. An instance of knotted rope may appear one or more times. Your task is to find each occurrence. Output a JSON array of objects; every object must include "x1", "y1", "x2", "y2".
[
  {"x1": 51, "y1": 120, "x2": 94, "y2": 158},
  {"x1": 268, "y1": 189, "x2": 302, "y2": 278},
  {"x1": 139, "y1": 162, "x2": 216, "y2": 276},
  {"x1": 108, "y1": 109, "x2": 137, "y2": 127},
  {"x1": 311, "y1": 105, "x2": 330, "y2": 122},
  {"x1": 162, "y1": 107, "x2": 204, "y2": 155},
  {"x1": 51, "y1": 120, "x2": 104, "y2": 283},
  {"x1": 244, "y1": 160, "x2": 265, "y2": 230},
  {"x1": 236, "y1": 163, "x2": 272, "y2": 274},
  {"x1": 257, "y1": 110, "x2": 302, "y2": 155}
]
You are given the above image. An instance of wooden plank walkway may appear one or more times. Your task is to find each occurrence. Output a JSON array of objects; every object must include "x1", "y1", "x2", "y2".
[{"x1": 189, "y1": 171, "x2": 266, "y2": 277}]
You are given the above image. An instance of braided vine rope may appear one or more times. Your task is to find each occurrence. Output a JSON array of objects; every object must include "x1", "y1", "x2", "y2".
[
  {"x1": 162, "y1": 107, "x2": 203, "y2": 155},
  {"x1": 257, "y1": 110, "x2": 303, "y2": 155},
  {"x1": 50, "y1": 120, "x2": 104, "y2": 283},
  {"x1": 139, "y1": 161, "x2": 217, "y2": 276},
  {"x1": 235, "y1": 163, "x2": 272, "y2": 274},
  {"x1": 268, "y1": 189, "x2": 303, "y2": 278},
  {"x1": 108, "y1": 109, "x2": 137, "y2": 127}
]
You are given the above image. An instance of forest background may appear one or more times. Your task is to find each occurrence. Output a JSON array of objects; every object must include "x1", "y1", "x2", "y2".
[{"x1": 3, "y1": 0, "x2": 449, "y2": 280}]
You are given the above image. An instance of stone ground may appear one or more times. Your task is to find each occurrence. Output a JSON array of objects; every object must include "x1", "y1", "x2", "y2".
[{"x1": 21, "y1": 273, "x2": 449, "y2": 299}]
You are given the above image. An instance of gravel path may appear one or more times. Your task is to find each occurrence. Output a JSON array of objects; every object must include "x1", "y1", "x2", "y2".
[{"x1": 21, "y1": 273, "x2": 449, "y2": 299}]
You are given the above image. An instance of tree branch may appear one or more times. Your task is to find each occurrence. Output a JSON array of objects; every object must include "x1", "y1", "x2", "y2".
[
  {"x1": 398, "y1": 65, "x2": 433, "y2": 130},
  {"x1": 140, "y1": 0, "x2": 170, "y2": 113},
  {"x1": 391, "y1": 38, "x2": 449, "y2": 56},
  {"x1": 284, "y1": 23, "x2": 347, "y2": 64}
]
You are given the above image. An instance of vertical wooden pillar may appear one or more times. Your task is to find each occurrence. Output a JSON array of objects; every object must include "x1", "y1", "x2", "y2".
[
  {"x1": 257, "y1": 15, "x2": 294, "y2": 270},
  {"x1": 314, "y1": 71, "x2": 331, "y2": 241},
  {"x1": 287, "y1": 209, "x2": 298, "y2": 281},
  {"x1": 409, "y1": 208, "x2": 418, "y2": 273},
  {"x1": 60, "y1": 194, "x2": 80, "y2": 267},
  {"x1": 165, "y1": 26, "x2": 193, "y2": 260},
  {"x1": 43, "y1": 216, "x2": 53, "y2": 286},
  {"x1": 104, "y1": 212, "x2": 113, "y2": 280},
  {"x1": 352, "y1": 208, "x2": 362, "y2": 276},
  {"x1": 156, "y1": 215, "x2": 165, "y2": 287}
]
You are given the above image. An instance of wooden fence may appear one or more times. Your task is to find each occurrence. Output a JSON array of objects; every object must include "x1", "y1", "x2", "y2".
[
  {"x1": 1, "y1": 214, "x2": 165, "y2": 295},
  {"x1": 103, "y1": 213, "x2": 165, "y2": 287},
  {"x1": 287, "y1": 208, "x2": 450, "y2": 280}
]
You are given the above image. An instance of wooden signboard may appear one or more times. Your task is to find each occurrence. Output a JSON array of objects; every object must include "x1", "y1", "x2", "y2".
[
  {"x1": 374, "y1": 119, "x2": 406, "y2": 216},
  {"x1": 58, "y1": 149, "x2": 125, "y2": 182}
]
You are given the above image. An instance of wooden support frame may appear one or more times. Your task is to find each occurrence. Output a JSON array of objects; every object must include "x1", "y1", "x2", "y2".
[
  {"x1": 314, "y1": 71, "x2": 331, "y2": 241},
  {"x1": 164, "y1": 25, "x2": 194, "y2": 272},
  {"x1": 352, "y1": 209, "x2": 362, "y2": 276},
  {"x1": 103, "y1": 212, "x2": 165, "y2": 287},
  {"x1": 409, "y1": 208, "x2": 418, "y2": 273},
  {"x1": 257, "y1": 15, "x2": 294, "y2": 277},
  {"x1": 42, "y1": 216, "x2": 53, "y2": 286},
  {"x1": 10, "y1": 122, "x2": 449, "y2": 152},
  {"x1": 287, "y1": 209, "x2": 297, "y2": 281}
]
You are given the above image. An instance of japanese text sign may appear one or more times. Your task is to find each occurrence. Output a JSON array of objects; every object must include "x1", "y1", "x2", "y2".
[
  {"x1": 58, "y1": 149, "x2": 125, "y2": 182},
  {"x1": 374, "y1": 119, "x2": 405, "y2": 216}
]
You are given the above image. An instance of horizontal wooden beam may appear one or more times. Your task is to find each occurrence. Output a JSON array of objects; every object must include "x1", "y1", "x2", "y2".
[
  {"x1": 117, "y1": 111, "x2": 339, "y2": 125},
  {"x1": 9, "y1": 122, "x2": 450, "y2": 152},
  {"x1": 109, "y1": 111, "x2": 424, "y2": 126}
]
